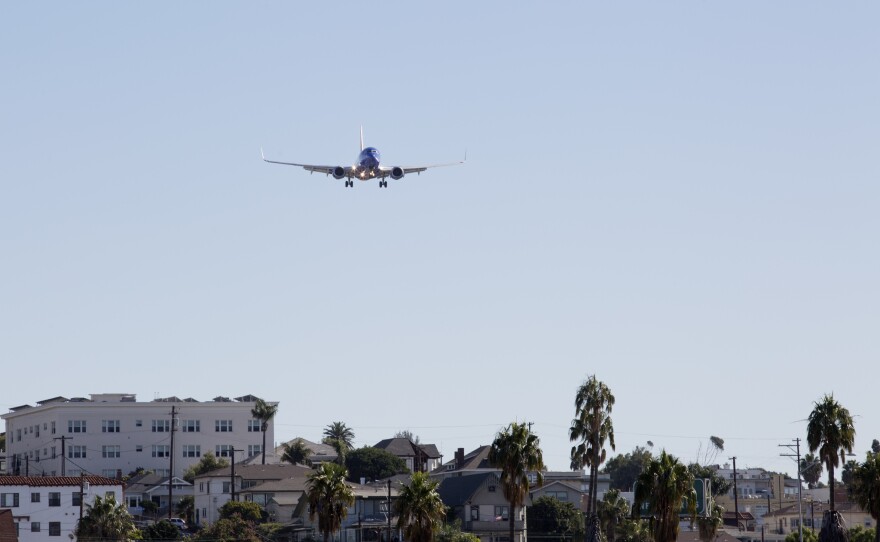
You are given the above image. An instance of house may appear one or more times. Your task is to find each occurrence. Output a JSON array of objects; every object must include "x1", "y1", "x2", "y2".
[
  {"x1": 243, "y1": 438, "x2": 338, "y2": 466},
  {"x1": 1, "y1": 393, "x2": 276, "y2": 479},
  {"x1": 124, "y1": 473, "x2": 193, "y2": 519},
  {"x1": 0, "y1": 509, "x2": 18, "y2": 542},
  {"x1": 764, "y1": 500, "x2": 874, "y2": 536},
  {"x1": 373, "y1": 438, "x2": 442, "y2": 473},
  {"x1": 193, "y1": 463, "x2": 313, "y2": 526},
  {"x1": 0, "y1": 475, "x2": 123, "y2": 542},
  {"x1": 438, "y1": 472, "x2": 525, "y2": 542},
  {"x1": 432, "y1": 446, "x2": 493, "y2": 480}
]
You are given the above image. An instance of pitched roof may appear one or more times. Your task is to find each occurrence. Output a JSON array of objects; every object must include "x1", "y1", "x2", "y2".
[
  {"x1": 433, "y1": 445, "x2": 494, "y2": 473},
  {"x1": 0, "y1": 509, "x2": 17, "y2": 542},
  {"x1": 197, "y1": 463, "x2": 312, "y2": 480},
  {"x1": 0, "y1": 475, "x2": 122, "y2": 487},
  {"x1": 437, "y1": 472, "x2": 499, "y2": 507},
  {"x1": 374, "y1": 438, "x2": 441, "y2": 459}
]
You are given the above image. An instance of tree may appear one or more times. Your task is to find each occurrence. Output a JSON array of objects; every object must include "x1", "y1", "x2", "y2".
[
  {"x1": 282, "y1": 438, "x2": 314, "y2": 467},
  {"x1": 849, "y1": 526, "x2": 876, "y2": 542},
  {"x1": 807, "y1": 394, "x2": 856, "y2": 511},
  {"x1": 193, "y1": 515, "x2": 261, "y2": 542},
  {"x1": 220, "y1": 500, "x2": 266, "y2": 522},
  {"x1": 176, "y1": 495, "x2": 195, "y2": 525},
  {"x1": 307, "y1": 462, "x2": 355, "y2": 542},
  {"x1": 528, "y1": 495, "x2": 585, "y2": 542},
  {"x1": 570, "y1": 375, "x2": 616, "y2": 516},
  {"x1": 141, "y1": 499, "x2": 159, "y2": 519},
  {"x1": 843, "y1": 460, "x2": 860, "y2": 488},
  {"x1": 802, "y1": 453, "x2": 824, "y2": 490},
  {"x1": 687, "y1": 464, "x2": 731, "y2": 499},
  {"x1": 695, "y1": 503, "x2": 724, "y2": 542},
  {"x1": 396, "y1": 471, "x2": 447, "y2": 542},
  {"x1": 605, "y1": 446, "x2": 654, "y2": 491},
  {"x1": 849, "y1": 452, "x2": 880, "y2": 542},
  {"x1": 183, "y1": 451, "x2": 230, "y2": 483},
  {"x1": 437, "y1": 521, "x2": 481, "y2": 542},
  {"x1": 618, "y1": 518, "x2": 653, "y2": 542},
  {"x1": 142, "y1": 520, "x2": 181, "y2": 541},
  {"x1": 786, "y1": 529, "x2": 819, "y2": 542},
  {"x1": 696, "y1": 437, "x2": 725, "y2": 466},
  {"x1": 0, "y1": 433, "x2": 5, "y2": 451},
  {"x1": 597, "y1": 489, "x2": 630, "y2": 542},
  {"x1": 75, "y1": 494, "x2": 138, "y2": 541},
  {"x1": 489, "y1": 422, "x2": 546, "y2": 542},
  {"x1": 873, "y1": 440, "x2": 880, "y2": 455},
  {"x1": 346, "y1": 446, "x2": 409, "y2": 482},
  {"x1": 323, "y1": 421, "x2": 356, "y2": 464},
  {"x1": 251, "y1": 398, "x2": 279, "y2": 465},
  {"x1": 633, "y1": 450, "x2": 696, "y2": 542}
]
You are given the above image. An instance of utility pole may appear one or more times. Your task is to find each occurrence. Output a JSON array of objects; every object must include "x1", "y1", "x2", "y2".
[
  {"x1": 230, "y1": 448, "x2": 243, "y2": 502},
  {"x1": 730, "y1": 457, "x2": 739, "y2": 530},
  {"x1": 387, "y1": 479, "x2": 392, "y2": 542},
  {"x1": 79, "y1": 473, "x2": 85, "y2": 521},
  {"x1": 168, "y1": 405, "x2": 177, "y2": 520},
  {"x1": 780, "y1": 438, "x2": 804, "y2": 542},
  {"x1": 54, "y1": 436, "x2": 72, "y2": 476}
]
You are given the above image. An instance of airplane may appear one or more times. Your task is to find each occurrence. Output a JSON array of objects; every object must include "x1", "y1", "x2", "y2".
[{"x1": 261, "y1": 127, "x2": 464, "y2": 188}]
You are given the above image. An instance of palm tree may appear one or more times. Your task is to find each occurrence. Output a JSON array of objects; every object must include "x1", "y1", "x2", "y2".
[
  {"x1": 396, "y1": 471, "x2": 447, "y2": 542},
  {"x1": 323, "y1": 421, "x2": 356, "y2": 464},
  {"x1": 849, "y1": 452, "x2": 880, "y2": 542},
  {"x1": 806, "y1": 394, "x2": 856, "y2": 511},
  {"x1": 801, "y1": 453, "x2": 823, "y2": 490},
  {"x1": 307, "y1": 462, "x2": 355, "y2": 542},
  {"x1": 633, "y1": 450, "x2": 696, "y2": 542},
  {"x1": 251, "y1": 398, "x2": 279, "y2": 465},
  {"x1": 75, "y1": 493, "x2": 137, "y2": 541},
  {"x1": 597, "y1": 489, "x2": 630, "y2": 542},
  {"x1": 282, "y1": 438, "x2": 314, "y2": 466},
  {"x1": 696, "y1": 503, "x2": 724, "y2": 542},
  {"x1": 488, "y1": 421, "x2": 545, "y2": 542},
  {"x1": 569, "y1": 375, "x2": 616, "y2": 515}
]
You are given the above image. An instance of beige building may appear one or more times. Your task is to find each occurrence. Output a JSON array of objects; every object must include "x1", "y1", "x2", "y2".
[{"x1": 764, "y1": 501, "x2": 875, "y2": 536}]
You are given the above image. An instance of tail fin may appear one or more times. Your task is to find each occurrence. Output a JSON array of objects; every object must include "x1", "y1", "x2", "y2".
[{"x1": 360, "y1": 126, "x2": 365, "y2": 151}]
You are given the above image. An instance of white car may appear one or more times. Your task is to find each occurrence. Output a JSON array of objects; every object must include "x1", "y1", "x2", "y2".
[{"x1": 168, "y1": 518, "x2": 187, "y2": 530}]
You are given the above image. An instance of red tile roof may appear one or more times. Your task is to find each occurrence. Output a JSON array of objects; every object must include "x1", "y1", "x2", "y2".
[
  {"x1": 0, "y1": 509, "x2": 18, "y2": 542},
  {"x1": 0, "y1": 475, "x2": 123, "y2": 487}
]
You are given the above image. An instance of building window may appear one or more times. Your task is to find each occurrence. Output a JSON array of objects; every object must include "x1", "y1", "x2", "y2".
[
  {"x1": 216, "y1": 444, "x2": 233, "y2": 458},
  {"x1": 495, "y1": 506, "x2": 509, "y2": 520},
  {"x1": 49, "y1": 522, "x2": 61, "y2": 536},
  {"x1": 136, "y1": 445, "x2": 143, "y2": 452},
  {"x1": 152, "y1": 445, "x2": 170, "y2": 458},
  {"x1": 31, "y1": 522, "x2": 40, "y2": 532},
  {"x1": 102, "y1": 420, "x2": 120, "y2": 433},
  {"x1": 102, "y1": 445, "x2": 121, "y2": 458},
  {"x1": 182, "y1": 419, "x2": 200, "y2": 432},
  {"x1": 16, "y1": 429, "x2": 21, "y2": 441},
  {"x1": 248, "y1": 419, "x2": 261, "y2": 432},
  {"x1": 51, "y1": 446, "x2": 56, "y2": 459},
  {"x1": 545, "y1": 490, "x2": 569, "y2": 502},
  {"x1": 470, "y1": 505, "x2": 480, "y2": 521},
  {"x1": 68, "y1": 445, "x2": 87, "y2": 459},
  {"x1": 152, "y1": 419, "x2": 171, "y2": 432},
  {"x1": 216, "y1": 420, "x2": 233, "y2": 432},
  {"x1": 183, "y1": 445, "x2": 201, "y2": 458},
  {"x1": 136, "y1": 419, "x2": 143, "y2": 427},
  {"x1": 103, "y1": 469, "x2": 118, "y2": 478},
  {"x1": 72, "y1": 492, "x2": 82, "y2": 507},
  {"x1": 248, "y1": 445, "x2": 262, "y2": 457},
  {"x1": 51, "y1": 421, "x2": 56, "y2": 434},
  {"x1": 31, "y1": 492, "x2": 40, "y2": 503},
  {"x1": 0, "y1": 493, "x2": 19, "y2": 507},
  {"x1": 128, "y1": 496, "x2": 141, "y2": 507},
  {"x1": 222, "y1": 482, "x2": 231, "y2": 494},
  {"x1": 49, "y1": 492, "x2": 61, "y2": 506},
  {"x1": 68, "y1": 420, "x2": 87, "y2": 433},
  {"x1": 35, "y1": 426, "x2": 40, "y2": 437}
]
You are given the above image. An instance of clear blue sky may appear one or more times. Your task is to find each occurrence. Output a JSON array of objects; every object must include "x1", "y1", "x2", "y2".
[{"x1": 2, "y1": 2, "x2": 878, "y2": 477}]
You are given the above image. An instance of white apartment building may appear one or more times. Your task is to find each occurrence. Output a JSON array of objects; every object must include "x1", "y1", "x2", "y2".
[
  {"x1": 0, "y1": 475, "x2": 123, "y2": 542},
  {"x1": 2, "y1": 393, "x2": 276, "y2": 479}
]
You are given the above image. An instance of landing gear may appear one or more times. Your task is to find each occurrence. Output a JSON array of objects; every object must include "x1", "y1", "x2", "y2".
[
  {"x1": 379, "y1": 180, "x2": 387, "y2": 188},
  {"x1": 344, "y1": 180, "x2": 353, "y2": 188}
]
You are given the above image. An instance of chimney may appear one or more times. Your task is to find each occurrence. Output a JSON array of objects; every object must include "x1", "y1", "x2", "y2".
[{"x1": 455, "y1": 448, "x2": 465, "y2": 469}]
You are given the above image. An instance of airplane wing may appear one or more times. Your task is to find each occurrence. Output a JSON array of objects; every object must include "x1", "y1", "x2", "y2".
[
  {"x1": 379, "y1": 157, "x2": 466, "y2": 176},
  {"x1": 261, "y1": 149, "x2": 349, "y2": 176}
]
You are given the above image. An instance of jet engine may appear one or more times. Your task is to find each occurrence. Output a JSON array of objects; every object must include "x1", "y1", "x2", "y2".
[
  {"x1": 332, "y1": 166, "x2": 346, "y2": 179},
  {"x1": 390, "y1": 166, "x2": 405, "y2": 180}
]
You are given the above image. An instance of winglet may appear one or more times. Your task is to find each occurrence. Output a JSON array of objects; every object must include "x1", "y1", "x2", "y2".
[
  {"x1": 260, "y1": 147, "x2": 265, "y2": 161},
  {"x1": 360, "y1": 126, "x2": 365, "y2": 152}
]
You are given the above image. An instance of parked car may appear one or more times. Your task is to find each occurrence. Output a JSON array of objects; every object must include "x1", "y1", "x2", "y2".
[{"x1": 168, "y1": 518, "x2": 187, "y2": 530}]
